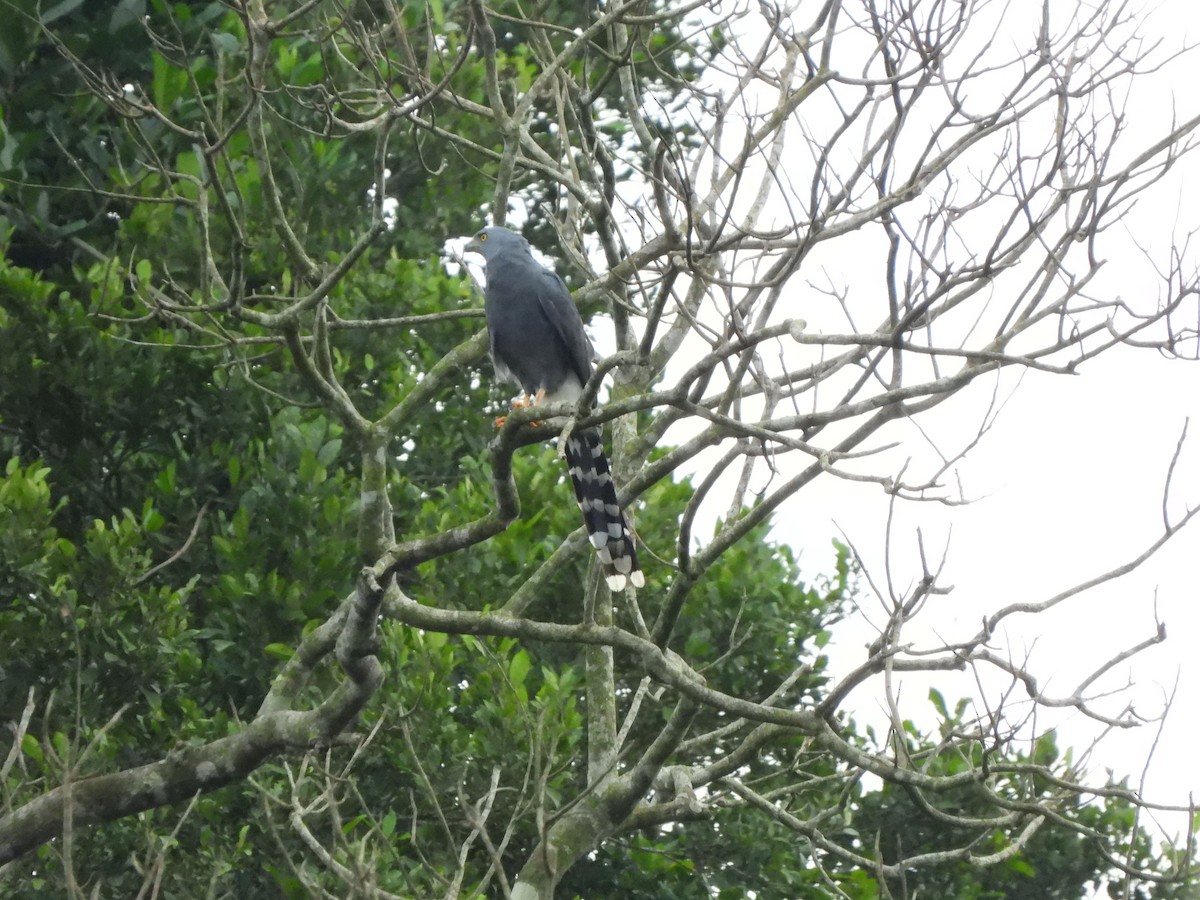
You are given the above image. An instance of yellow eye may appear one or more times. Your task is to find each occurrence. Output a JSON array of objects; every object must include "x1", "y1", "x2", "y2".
[{"x1": 478, "y1": 232, "x2": 487, "y2": 242}]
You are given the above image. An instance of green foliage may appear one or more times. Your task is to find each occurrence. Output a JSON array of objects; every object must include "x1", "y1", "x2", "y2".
[{"x1": 0, "y1": 225, "x2": 848, "y2": 893}]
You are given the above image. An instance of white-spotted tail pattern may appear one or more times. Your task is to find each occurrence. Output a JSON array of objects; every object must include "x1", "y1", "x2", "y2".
[{"x1": 563, "y1": 429, "x2": 644, "y2": 590}]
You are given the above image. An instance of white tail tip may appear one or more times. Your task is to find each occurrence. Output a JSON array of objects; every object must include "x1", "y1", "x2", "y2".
[{"x1": 605, "y1": 571, "x2": 645, "y2": 591}]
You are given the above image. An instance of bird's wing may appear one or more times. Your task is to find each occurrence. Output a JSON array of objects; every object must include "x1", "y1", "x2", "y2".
[{"x1": 533, "y1": 267, "x2": 593, "y2": 389}]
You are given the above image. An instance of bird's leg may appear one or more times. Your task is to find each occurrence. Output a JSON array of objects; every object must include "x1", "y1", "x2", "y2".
[
  {"x1": 494, "y1": 392, "x2": 541, "y2": 429},
  {"x1": 525, "y1": 389, "x2": 544, "y2": 427}
]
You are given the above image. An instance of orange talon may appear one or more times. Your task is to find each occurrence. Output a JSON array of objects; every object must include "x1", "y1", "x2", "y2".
[
  {"x1": 524, "y1": 389, "x2": 545, "y2": 426},
  {"x1": 494, "y1": 393, "x2": 542, "y2": 429}
]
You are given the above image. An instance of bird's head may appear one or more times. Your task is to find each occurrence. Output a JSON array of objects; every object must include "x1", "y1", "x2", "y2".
[{"x1": 463, "y1": 225, "x2": 530, "y2": 262}]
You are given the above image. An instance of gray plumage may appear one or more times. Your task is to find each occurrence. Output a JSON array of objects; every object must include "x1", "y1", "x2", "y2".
[{"x1": 464, "y1": 225, "x2": 644, "y2": 591}]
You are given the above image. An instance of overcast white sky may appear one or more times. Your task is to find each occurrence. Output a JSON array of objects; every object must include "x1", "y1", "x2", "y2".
[{"x1": 748, "y1": 0, "x2": 1200, "y2": 847}]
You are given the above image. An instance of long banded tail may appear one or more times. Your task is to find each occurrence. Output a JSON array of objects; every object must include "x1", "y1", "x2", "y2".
[{"x1": 563, "y1": 428, "x2": 644, "y2": 590}]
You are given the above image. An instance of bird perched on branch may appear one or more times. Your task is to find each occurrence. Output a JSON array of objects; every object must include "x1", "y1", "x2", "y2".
[{"x1": 463, "y1": 225, "x2": 644, "y2": 591}]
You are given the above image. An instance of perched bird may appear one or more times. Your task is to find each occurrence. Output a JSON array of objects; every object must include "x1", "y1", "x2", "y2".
[{"x1": 463, "y1": 225, "x2": 644, "y2": 591}]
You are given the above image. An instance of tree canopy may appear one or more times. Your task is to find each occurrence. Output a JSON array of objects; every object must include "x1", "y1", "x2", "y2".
[{"x1": 2, "y1": 0, "x2": 1199, "y2": 897}]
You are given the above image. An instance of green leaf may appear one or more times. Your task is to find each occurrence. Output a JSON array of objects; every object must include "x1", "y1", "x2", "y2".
[
  {"x1": 151, "y1": 51, "x2": 188, "y2": 111},
  {"x1": 321, "y1": 494, "x2": 341, "y2": 524},
  {"x1": 316, "y1": 439, "x2": 342, "y2": 466},
  {"x1": 40, "y1": 0, "x2": 86, "y2": 25},
  {"x1": 423, "y1": 630, "x2": 447, "y2": 649},
  {"x1": 155, "y1": 461, "x2": 176, "y2": 495},
  {"x1": 264, "y1": 643, "x2": 294, "y2": 661},
  {"x1": 1007, "y1": 856, "x2": 1035, "y2": 877},
  {"x1": 109, "y1": 0, "x2": 146, "y2": 32},
  {"x1": 275, "y1": 44, "x2": 297, "y2": 79},
  {"x1": 929, "y1": 687, "x2": 947, "y2": 718},
  {"x1": 142, "y1": 505, "x2": 164, "y2": 532},
  {"x1": 211, "y1": 31, "x2": 239, "y2": 56},
  {"x1": 508, "y1": 649, "x2": 531, "y2": 687},
  {"x1": 21, "y1": 734, "x2": 43, "y2": 763}
]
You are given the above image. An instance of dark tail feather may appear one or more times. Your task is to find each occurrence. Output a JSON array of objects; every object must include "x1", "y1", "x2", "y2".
[{"x1": 563, "y1": 428, "x2": 644, "y2": 590}]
